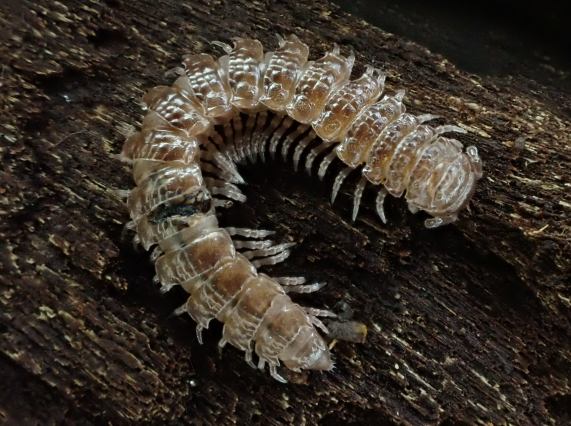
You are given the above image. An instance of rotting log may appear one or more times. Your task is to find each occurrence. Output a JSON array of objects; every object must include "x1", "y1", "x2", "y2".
[{"x1": 0, "y1": 0, "x2": 570, "y2": 424}]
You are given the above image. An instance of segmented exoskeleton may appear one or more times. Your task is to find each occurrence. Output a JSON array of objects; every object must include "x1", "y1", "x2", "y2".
[
  {"x1": 205, "y1": 35, "x2": 483, "y2": 226},
  {"x1": 120, "y1": 107, "x2": 333, "y2": 383},
  {"x1": 118, "y1": 35, "x2": 483, "y2": 382}
]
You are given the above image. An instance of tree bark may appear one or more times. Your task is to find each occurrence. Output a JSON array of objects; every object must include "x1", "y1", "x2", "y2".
[{"x1": 0, "y1": 0, "x2": 569, "y2": 424}]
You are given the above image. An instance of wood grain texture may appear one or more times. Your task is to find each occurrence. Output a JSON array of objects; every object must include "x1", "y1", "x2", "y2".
[{"x1": 0, "y1": 0, "x2": 569, "y2": 424}]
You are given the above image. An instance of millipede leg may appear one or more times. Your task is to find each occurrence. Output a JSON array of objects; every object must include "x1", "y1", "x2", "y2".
[
  {"x1": 375, "y1": 188, "x2": 388, "y2": 224},
  {"x1": 269, "y1": 116, "x2": 295, "y2": 159},
  {"x1": 317, "y1": 150, "x2": 338, "y2": 181},
  {"x1": 209, "y1": 131, "x2": 238, "y2": 169},
  {"x1": 225, "y1": 227, "x2": 275, "y2": 238},
  {"x1": 252, "y1": 250, "x2": 292, "y2": 268},
  {"x1": 243, "y1": 242, "x2": 296, "y2": 260},
  {"x1": 292, "y1": 132, "x2": 318, "y2": 172},
  {"x1": 199, "y1": 161, "x2": 224, "y2": 178},
  {"x1": 275, "y1": 276, "x2": 306, "y2": 286},
  {"x1": 305, "y1": 307, "x2": 337, "y2": 318},
  {"x1": 244, "y1": 350, "x2": 256, "y2": 369},
  {"x1": 207, "y1": 130, "x2": 226, "y2": 152},
  {"x1": 259, "y1": 113, "x2": 286, "y2": 163},
  {"x1": 269, "y1": 363, "x2": 287, "y2": 383},
  {"x1": 417, "y1": 113, "x2": 440, "y2": 123},
  {"x1": 196, "y1": 325, "x2": 205, "y2": 345},
  {"x1": 305, "y1": 143, "x2": 333, "y2": 176},
  {"x1": 159, "y1": 282, "x2": 177, "y2": 294},
  {"x1": 223, "y1": 121, "x2": 238, "y2": 162},
  {"x1": 204, "y1": 143, "x2": 244, "y2": 184},
  {"x1": 211, "y1": 40, "x2": 232, "y2": 53},
  {"x1": 284, "y1": 282, "x2": 327, "y2": 294},
  {"x1": 201, "y1": 161, "x2": 239, "y2": 185},
  {"x1": 231, "y1": 114, "x2": 245, "y2": 164},
  {"x1": 309, "y1": 316, "x2": 329, "y2": 334},
  {"x1": 218, "y1": 337, "x2": 228, "y2": 350},
  {"x1": 233, "y1": 239, "x2": 274, "y2": 250},
  {"x1": 239, "y1": 113, "x2": 258, "y2": 164},
  {"x1": 211, "y1": 186, "x2": 246, "y2": 203},
  {"x1": 352, "y1": 177, "x2": 368, "y2": 221},
  {"x1": 434, "y1": 124, "x2": 467, "y2": 136},
  {"x1": 331, "y1": 168, "x2": 352, "y2": 204},
  {"x1": 281, "y1": 124, "x2": 311, "y2": 160},
  {"x1": 172, "y1": 302, "x2": 188, "y2": 318},
  {"x1": 205, "y1": 178, "x2": 247, "y2": 203},
  {"x1": 247, "y1": 111, "x2": 268, "y2": 163}
]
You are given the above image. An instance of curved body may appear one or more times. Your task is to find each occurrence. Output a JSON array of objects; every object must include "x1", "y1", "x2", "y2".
[{"x1": 120, "y1": 35, "x2": 483, "y2": 382}]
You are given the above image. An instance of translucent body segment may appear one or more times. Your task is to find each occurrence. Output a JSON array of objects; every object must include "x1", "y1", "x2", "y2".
[
  {"x1": 185, "y1": 255, "x2": 258, "y2": 329},
  {"x1": 123, "y1": 123, "x2": 199, "y2": 162},
  {"x1": 121, "y1": 113, "x2": 174, "y2": 160},
  {"x1": 255, "y1": 295, "x2": 332, "y2": 372},
  {"x1": 313, "y1": 66, "x2": 385, "y2": 142},
  {"x1": 127, "y1": 164, "x2": 204, "y2": 221},
  {"x1": 156, "y1": 213, "x2": 219, "y2": 252},
  {"x1": 218, "y1": 38, "x2": 265, "y2": 111},
  {"x1": 221, "y1": 275, "x2": 284, "y2": 351},
  {"x1": 130, "y1": 132, "x2": 200, "y2": 163},
  {"x1": 134, "y1": 216, "x2": 175, "y2": 251},
  {"x1": 406, "y1": 137, "x2": 482, "y2": 219},
  {"x1": 336, "y1": 93, "x2": 405, "y2": 167},
  {"x1": 254, "y1": 296, "x2": 307, "y2": 363},
  {"x1": 130, "y1": 134, "x2": 201, "y2": 184},
  {"x1": 404, "y1": 139, "x2": 450, "y2": 215},
  {"x1": 142, "y1": 83, "x2": 211, "y2": 134},
  {"x1": 405, "y1": 136, "x2": 459, "y2": 210},
  {"x1": 134, "y1": 215, "x2": 211, "y2": 251},
  {"x1": 155, "y1": 229, "x2": 236, "y2": 285},
  {"x1": 383, "y1": 124, "x2": 436, "y2": 197},
  {"x1": 430, "y1": 155, "x2": 473, "y2": 212},
  {"x1": 181, "y1": 53, "x2": 234, "y2": 122},
  {"x1": 287, "y1": 44, "x2": 355, "y2": 124},
  {"x1": 260, "y1": 34, "x2": 310, "y2": 111},
  {"x1": 381, "y1": 123, "x2": 467, "y2": 199},
  {"x1": 362, "y1": 113, "x2": 420, "y2": 185}
]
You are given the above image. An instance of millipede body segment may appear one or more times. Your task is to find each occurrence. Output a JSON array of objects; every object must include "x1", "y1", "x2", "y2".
[{"x1": 119, "y1": 35, "x2": 483, "y2": 382}]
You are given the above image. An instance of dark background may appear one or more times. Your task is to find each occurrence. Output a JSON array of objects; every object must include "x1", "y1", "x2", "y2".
[{"x1": 334, "y1": 0, "x2": 570, "y2": 93}]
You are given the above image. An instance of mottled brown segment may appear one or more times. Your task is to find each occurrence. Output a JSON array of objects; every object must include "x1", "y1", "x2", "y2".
[
  {"x1": 210, "y1": 255, "x2": 257, "y2": 303},
  {"x1": 223, "y1": 38, "x2": 265, "y2": 110},
  {"x1": 182, "y1": 53, "x2": 233, "y2": 121},
  {"x1": 127, "y1": 164, "x2": 203, "y2": 220},
  {"x1": 186, "y1": 230, "x2": 236, "y2": 275},
  {"x1": 363, "y1": 113, "x2": 419, "y2": 184},
  {"x1": 287, "y1": 47, "x2": 354, "y2": 123},
  {"x1": 261, "y1": 35, "x2": 310, "y2": 111},
  {"x1": 142, "y1": 85, "x2": 210, "y2": 133},
  {"x1": 313, "y1": 68, "x2": 384, "y2": 142},
  {"x1": 336, "y1": 95, "x2": 405, "y2": 167}
]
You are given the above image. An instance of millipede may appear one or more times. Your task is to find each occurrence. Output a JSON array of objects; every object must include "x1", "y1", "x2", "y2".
[{"x1": 117, "y1": 35, "x2": 483, "y2": 382}]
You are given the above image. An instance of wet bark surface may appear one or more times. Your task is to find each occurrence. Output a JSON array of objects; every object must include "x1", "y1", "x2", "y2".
[{"x1": 0, "y1": 0, "x2": 569, "y2": 424}]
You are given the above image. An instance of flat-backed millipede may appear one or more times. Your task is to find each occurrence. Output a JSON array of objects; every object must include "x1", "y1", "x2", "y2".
[{"x1": 118, "y1": 35, "x2": 483, "y2": 382}]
